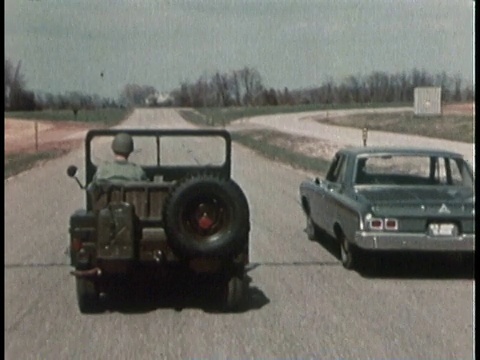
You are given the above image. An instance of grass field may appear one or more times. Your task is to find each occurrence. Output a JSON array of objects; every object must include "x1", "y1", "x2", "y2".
[
  {"x1": 179, "y1": 104, "x2": 474, "y2": 175},
  {"x1": 4, "y1": 108, "x2": 132, "y2": 179},
  {"x1": 6, "y1": 105, "x2": 473, "y2": 179},
  {"x1": 184, "y1": 102, "x2": 409, "y2": 127},
  {"x1": 4, "y1": 150, "x2": 68, "y2": 179},
  {"x1": 313, "y1": 111, "x2": 474, "y2": 143},
  {"x1": 5, "y1": 108, "x2": 132, "y2": 126},
  {"x1": 232, "y1": 131, "x2": 332, "y2": 174},
  {"x1": 180, "y1": 107, "x2": 474, "y2": 143}
]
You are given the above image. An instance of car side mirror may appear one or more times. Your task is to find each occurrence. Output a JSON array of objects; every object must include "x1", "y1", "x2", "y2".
[{"x1": 67, "y1": 165, "x2": 78, "y2": 178}]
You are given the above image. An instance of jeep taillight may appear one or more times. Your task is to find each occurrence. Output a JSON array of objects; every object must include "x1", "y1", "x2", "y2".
[{"x1": 71, "y1": 238, "x2": 83, "y2": 252}]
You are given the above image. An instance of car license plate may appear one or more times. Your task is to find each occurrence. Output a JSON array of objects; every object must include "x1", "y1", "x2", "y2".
[{"x1": 428, "y1": 223, "x2": 457, "y2": 236}]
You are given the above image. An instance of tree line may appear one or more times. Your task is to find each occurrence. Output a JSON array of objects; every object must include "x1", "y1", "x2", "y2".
[
  {"x1": 5, "y1": 58, "x2": 119, "y2": 112},
  {"x1": 4, "y1": 59, "x2": 35, "y2": 111},
  {"x1": 5, "y1": 57, "x2": 475, "y2": 112},
  {"x1": 169, "y1": 67, "x2": 475, "y2": 108}
]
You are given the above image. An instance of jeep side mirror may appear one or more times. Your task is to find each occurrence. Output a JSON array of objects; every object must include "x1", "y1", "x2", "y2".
[
  {"x1": 66, "y1": 165, "x2": 85, "y2": 189},
  {"x1": 67, "y1": 165, "x2": 78, "y2": 178}
]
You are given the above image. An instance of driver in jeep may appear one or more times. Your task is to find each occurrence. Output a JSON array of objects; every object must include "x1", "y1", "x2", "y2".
[{"x1": 93, "y1": 132, "x2": 148, "y2": 182}]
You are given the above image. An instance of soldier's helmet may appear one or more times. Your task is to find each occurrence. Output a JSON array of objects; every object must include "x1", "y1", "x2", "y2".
[{"x1": 111, "y1": 133, "x2": 134, "y2": 156}]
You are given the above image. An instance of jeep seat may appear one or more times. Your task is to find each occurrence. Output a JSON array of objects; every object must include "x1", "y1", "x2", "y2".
[{"x1": 88, "y1": 181, "x2": 173, "y2": 222}]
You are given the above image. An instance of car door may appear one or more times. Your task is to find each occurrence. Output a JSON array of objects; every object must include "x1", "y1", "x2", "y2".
[
  {"x1": 310, "y1": 154, "x2": 345, "y2": 236},
  {"x1": 322, "y1": 154, "x2": 348, "y2": 236}
]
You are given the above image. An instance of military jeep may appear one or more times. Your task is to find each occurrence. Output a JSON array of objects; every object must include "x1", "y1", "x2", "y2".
[{"x1": 67, "y1": 129, "x2": 250, "y2": 313}]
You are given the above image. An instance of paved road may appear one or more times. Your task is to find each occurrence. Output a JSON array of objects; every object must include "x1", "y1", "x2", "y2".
[
  {"x1": 229, "y1": 107, "x2": 475, "y2": 167},
  {"x1": 5, "y1": 108, "x2": 474, "y2": 359}
]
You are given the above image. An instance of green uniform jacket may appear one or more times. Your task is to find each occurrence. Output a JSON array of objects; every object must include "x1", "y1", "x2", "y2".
[{"x1": 93, "y1": 159, "x2": 148, "y2": 182}]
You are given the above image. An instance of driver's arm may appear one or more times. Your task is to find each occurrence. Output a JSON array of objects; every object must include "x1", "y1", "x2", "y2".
[{"x1": 139, "y1": 167, "x2": 149, "y2": 181}]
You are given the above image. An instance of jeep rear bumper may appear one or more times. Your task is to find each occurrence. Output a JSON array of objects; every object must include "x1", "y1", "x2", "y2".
[
  {"x1": 71, "y1": 267, "x2": 102, "y2": 277},
  {"x1": 354, "y1": 231, "x2": 475, "y2": 252}
]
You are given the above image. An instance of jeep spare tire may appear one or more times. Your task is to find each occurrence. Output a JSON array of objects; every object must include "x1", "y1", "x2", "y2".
[{"x1": 163, "y1": 175, "x2": 250, "y2": 259}]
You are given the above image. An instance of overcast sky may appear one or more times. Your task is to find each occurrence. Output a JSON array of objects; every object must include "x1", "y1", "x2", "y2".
[{"x1": 5, "y1": 0, "x2": 475, "y2": 98}]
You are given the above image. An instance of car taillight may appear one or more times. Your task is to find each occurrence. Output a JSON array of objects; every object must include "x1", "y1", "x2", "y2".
[
  {"x1": 369, "y1": 218, "x2": 383, "y2": 230},
  {"x1": 384, "y1": 218, "x2": 398, "y2": 231}
]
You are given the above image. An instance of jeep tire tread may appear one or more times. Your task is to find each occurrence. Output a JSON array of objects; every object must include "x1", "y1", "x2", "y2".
[
  {"x1": 76, "y1": 278, "x2": 104, "y2": 314},
  {"x1": 223, "y1": 275, "x2": 245, "y2": 311}
]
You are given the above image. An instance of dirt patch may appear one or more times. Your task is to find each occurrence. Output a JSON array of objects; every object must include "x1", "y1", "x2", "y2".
[
  {"x1": 306, "y1": 106, "x2": 474, "y2": 143},
  {"x1": 442, "y1": 102, "x2": 475, "y2": 115},
  {"x1": 236, "y1": 129, "x2": 340, "y2": 161},
  {"x1": 4, "y1": 119, "x2": 98, "y2": 155},
  {"x1": 260, "y1": 130, "x2": 341, "y2": 159}
]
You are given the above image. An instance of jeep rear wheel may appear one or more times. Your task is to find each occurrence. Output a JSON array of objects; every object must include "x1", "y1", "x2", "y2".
[
  {"x1": 223, "y1": 275, "x2": 246, "y2": 311},
  {"x1": 163, "y1": 175, "x2": 249, "y2": 259},
  {"x1": 76, "y1": 278, "x2": 104, "y2": 314}
]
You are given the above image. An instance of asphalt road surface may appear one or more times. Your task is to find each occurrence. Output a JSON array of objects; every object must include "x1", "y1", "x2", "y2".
[{"x1": 5, "y1": 108, "x2": 474, "y2": 359}]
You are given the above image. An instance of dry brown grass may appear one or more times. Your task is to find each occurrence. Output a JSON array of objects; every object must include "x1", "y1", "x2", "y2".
[{"x1": 4, "y1": 119, "x2": 94, "y2": 155}]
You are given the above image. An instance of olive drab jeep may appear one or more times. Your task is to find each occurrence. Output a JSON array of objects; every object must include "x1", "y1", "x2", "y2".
[{"x1": 67, "y1": 129, "x2": 250, "y2": 313}]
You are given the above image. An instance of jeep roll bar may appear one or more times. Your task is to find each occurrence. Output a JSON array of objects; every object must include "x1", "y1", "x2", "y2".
[{"x1": 85, "y1": 129, "x2": 232, "y2": 184}]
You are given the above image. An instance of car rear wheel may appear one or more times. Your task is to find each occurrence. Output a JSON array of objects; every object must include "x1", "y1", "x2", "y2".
[
  {"x1": 340, "y1": 235, "x2": 358, "y2": 270},
  {"x1": 448, "y1": 252, "x2": 474, "y2": 271},
  {"x1": 305, "y1": 215, "x2": 320, "y2": 241},
  {"x1": 76, "y1": 278, "x2": 104, "y2": 314}
]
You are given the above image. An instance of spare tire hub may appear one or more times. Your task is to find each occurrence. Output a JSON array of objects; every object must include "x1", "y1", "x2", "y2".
[
  {"x1": 163, "y1": 175, "x2": 249, "y2": 259},
  {"x1": 198, "y1": 213, "x2": 214, "y2": 230},
  {"x1": 183, "y1": 199, "x2": 227, "y2": 240}
]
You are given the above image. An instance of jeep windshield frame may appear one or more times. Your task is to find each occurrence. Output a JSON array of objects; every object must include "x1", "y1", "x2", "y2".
[{"x1": 85, "y1": 129, "x2": 232, "y2": 184}]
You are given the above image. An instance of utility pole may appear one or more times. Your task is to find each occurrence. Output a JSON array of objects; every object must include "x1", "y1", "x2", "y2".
[{"x1": 34, "y1": 121, "x2": 39, "y2": 152}]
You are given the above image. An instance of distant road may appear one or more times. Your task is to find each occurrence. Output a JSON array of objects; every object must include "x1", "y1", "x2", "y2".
[
  {"x1": 5, "y1": 108, "x2": 474, "y2": 359},
  {"x1": 228, "y1": 106, "x2": 475, "y2": 167}
]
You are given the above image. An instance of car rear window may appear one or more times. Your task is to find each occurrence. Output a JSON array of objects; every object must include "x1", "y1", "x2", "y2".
[{"x1": 355, "y1": 154, "x2": 472, "y2": 186}]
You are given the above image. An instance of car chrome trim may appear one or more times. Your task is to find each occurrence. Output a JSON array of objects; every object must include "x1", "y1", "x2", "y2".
[{"x1": 354, "y1": 231, "x2": 475, "y2": 251}]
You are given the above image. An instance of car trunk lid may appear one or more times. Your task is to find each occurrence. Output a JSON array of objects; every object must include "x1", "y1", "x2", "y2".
[{"x1": 356, "y1": 186, "x2": 474, "y2": 216}]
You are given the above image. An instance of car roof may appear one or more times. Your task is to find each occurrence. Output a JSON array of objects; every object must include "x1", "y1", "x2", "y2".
[{"x1": 338, "y1": 146, "x2": 464, "y2": 158}]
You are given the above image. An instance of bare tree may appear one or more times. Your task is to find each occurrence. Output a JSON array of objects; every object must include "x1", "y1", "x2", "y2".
[
  {"x1": 7, "y1": 60, "x2": 29, "y2": 110},
  {"x1": 67, "y1": 91, "x2": 82, "y2": 118},
  {"x1": 462, "y1": 85, "x2": 474, "y2": 102},
  {"x1": 345, "y1": 75, "x2": 362, "y2": 103},
  {"x1": 44, "y1": 93, "x2": 56, "y2": 109},
  {"x1": 326, "y1": 79, "x2": 336, "y2": 104},
  {"x1": 170, "y1": 67, "x2": 265, "y2": 108},
  {"x1": 5, "y1": 59, "x2": 14, "y2": 107},
  {"x1": 434, "y1": 71, "x2": 450, "y2": 102},
  {"x1": 176, "y1": 82, "x2": 192, "y2": 107},
  {"x1": 238, "y1": 67, "x2": 264, "y2": 106},
  {"x1": 120, "y1": 84, "x2": 158, "y2": 107},
  {"x1": 168, "y1": 66, "x2": 472, "y2": 109},
  {"x1": 187, "y1": 76, "x2": 209, "y2": 107},
  {"x1": 453, "y1": 74, "x2": 463, "y2": 102},
  {"x1": 281, "y1": 87, "x2": 294, "y2": 105},
  {"x1": 231, "y1": 70, "x2": 243, "y2": 106},
  {"x1": 212, "y1": 71, "x2": 233, "y2": 107},
  {"x1": 367, "y1": 71, "x2": 396, "y2": 103}
]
